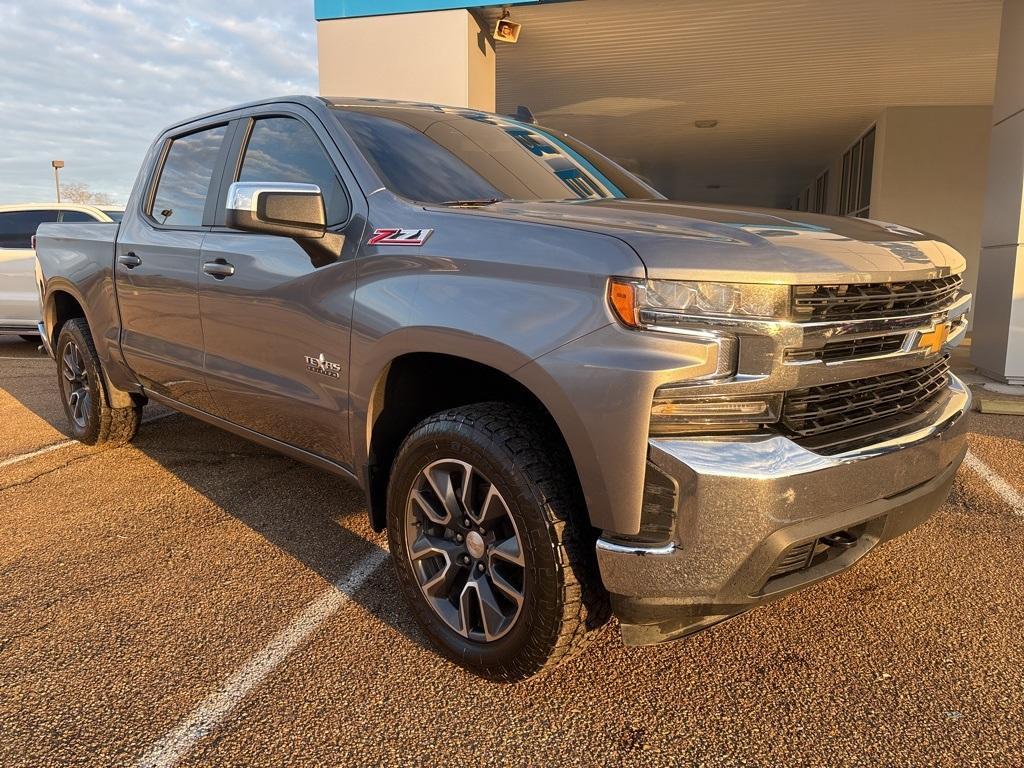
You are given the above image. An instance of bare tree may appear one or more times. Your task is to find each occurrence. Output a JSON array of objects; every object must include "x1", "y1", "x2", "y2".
[{"x1": 60, "y1": 182, "x2": 118, "y2": 206}]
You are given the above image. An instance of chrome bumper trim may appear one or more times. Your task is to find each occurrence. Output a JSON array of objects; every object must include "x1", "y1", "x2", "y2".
[
  {"x1": 596, "y1": 540, "x2": 677, "y2": 557},
  {"x1": 597, "y1": 376, "x2": 971, "y2": 601}
]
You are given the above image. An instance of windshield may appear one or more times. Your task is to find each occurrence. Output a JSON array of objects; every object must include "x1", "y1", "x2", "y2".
[
  {"x1": 331, "y1": 105, "x2": 660, "y2": 205},
  {"x1": 102, "y1": 210, "x2": 124, "y2": 222}
]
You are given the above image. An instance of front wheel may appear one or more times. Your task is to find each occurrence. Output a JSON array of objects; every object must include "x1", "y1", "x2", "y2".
[
  {"x1": 386, "y1": 403, "x2": 607, "y2": 681},
  {"x1": 56, "y1": 318, "x2": 141, "y2": 445}
]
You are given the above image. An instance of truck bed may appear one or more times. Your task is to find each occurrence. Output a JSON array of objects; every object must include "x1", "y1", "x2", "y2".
[
  {"x1": 35, "y1": 222, "x2": 119, "y2": 281},
  {"x1": 34, "y1": 221, "x2": 122, "y2": 362}
]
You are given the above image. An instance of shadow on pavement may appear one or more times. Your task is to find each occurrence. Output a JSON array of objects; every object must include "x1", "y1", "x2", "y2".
[
  {"x1": 0, "y1": 337, "x2": 67, "y2": 435},
  {"x1": 128, "y1": 411, "x2": 432, "y2": 650},
  {"x1": 2, "y1": 349, "x2": 430, "y2": 651}
]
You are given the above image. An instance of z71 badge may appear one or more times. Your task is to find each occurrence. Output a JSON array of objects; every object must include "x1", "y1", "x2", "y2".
[
  {"x1": 305, "y1": 353, "x2": 342, "y2": 378},
  {"x1": 367, "y1": 228, "x2": 433, "y2": 246}
]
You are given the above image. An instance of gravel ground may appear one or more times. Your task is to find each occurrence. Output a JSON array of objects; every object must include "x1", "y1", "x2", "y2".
[{"x1": 1, "y1": 336, "x2": 1021, "y2": 767}]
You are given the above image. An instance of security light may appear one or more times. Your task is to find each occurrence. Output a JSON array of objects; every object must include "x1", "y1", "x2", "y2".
[{"x1": 494, "y1": 11, "x2": 521, "y2": 43}]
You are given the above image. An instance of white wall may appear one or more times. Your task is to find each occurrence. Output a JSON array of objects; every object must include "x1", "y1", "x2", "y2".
[
  {"x1": 793, "y1": 105, "x2": 990, "y2": 306},
  {"x1": 317, "y1": 10, "x2": 496, "y2": 111},
  {"x1": 971, "y1": 0, "x2": 1024, "y2": 383},
  {"x1": 870, "y1": 106, "x2": 992, "y2": 302}
]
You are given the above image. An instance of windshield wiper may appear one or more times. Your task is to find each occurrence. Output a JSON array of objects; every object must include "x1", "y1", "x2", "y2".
[{"x1": 437, "y1": 198, "x2": 501, "y2": 207}]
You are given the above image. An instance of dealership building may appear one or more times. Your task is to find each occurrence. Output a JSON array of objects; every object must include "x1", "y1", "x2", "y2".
[{"x1": 314, "y1": 0, "x2": 1024, "y2": 385}]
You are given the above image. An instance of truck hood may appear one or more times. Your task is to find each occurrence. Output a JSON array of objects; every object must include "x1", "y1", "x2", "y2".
[{"x1": 458, "y1": 199, "x2": 966, "y2": 284}]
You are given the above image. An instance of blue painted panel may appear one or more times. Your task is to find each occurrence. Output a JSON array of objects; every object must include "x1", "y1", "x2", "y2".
[{"x1": 315, "y1": 0, "x2": 542, "y2": 21}]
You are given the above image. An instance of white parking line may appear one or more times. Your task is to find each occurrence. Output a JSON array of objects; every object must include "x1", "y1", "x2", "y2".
[
  {"x1": 0, "y1": 411, "x2": 175, "y2": 471},
  {"x1": 0, "y1": 440, "x2": 75, "y2": 469},
  {"x1": 137, "y1": 547, "x2": 389, "y2": 768},
  {"x1": 964, "y1": 449, "x2": 1024, "y2": 517}
]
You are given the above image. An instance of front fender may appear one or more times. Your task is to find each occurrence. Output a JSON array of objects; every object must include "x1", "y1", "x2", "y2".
[
  {"x1": 516, "y1": 323, "x2": 723, "y2": 535},
  {"x1": 350, "y1": 325, "x2": 539, "y2": 478}
]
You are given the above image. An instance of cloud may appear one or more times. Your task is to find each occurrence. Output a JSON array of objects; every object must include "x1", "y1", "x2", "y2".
[{"x1": 0, "y1": 0, "x2": 317, "y2": 204}]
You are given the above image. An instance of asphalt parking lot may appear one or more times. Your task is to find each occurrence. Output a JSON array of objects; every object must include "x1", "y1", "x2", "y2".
[{"x1": 1, "y1": 336, "x2": 1022, "y2": 767}]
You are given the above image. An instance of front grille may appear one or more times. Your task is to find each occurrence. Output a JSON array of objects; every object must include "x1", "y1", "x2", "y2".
[
  {"x1": 781, "y1": 358, "x2": 950, "y2": 441},
  {"x1": 792, "y1": 275, "x2": 962, "y2": 321},
  {"x1": 788, "y1": 333, "x2": 907, "y2": 363}
]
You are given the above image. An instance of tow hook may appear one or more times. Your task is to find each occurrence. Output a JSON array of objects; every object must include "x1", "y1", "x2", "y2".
[{"x1": 821, "y1": 530, "x2": 858, "y2": 550}]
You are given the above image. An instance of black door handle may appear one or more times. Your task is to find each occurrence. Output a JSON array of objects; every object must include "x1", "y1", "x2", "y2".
[
  {"x1": 202, "y1": 259, "x2": 236, "y2": 279},
  {"x1": 118, "y1": 252, "x2": 142, "y2": 269}
]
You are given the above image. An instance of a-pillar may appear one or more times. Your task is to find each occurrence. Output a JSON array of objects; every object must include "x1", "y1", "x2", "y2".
[{"x1": 971, "y1": 0, "x2": 1024, "y2": 384}]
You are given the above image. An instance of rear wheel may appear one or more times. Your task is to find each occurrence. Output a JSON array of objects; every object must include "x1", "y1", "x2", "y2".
[
  {"x1": 386, "y1": 402, "x2": 607, "y2": 681},
  {"x1": 56, "y1": 318, "x2": 141, "y2": 445}
]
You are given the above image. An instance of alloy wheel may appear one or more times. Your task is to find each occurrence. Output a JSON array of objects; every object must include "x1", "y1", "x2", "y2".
[
  {"x1": 61, "y1": 340, "x2": 91, "y2": 430},
  {"x1": 404, "y1": 459, "x2": 526, "y2": 642}
]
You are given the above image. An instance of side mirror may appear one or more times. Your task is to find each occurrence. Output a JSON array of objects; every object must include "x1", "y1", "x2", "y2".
[{"x1": 226, "y1": 182, "x2": 326, "y2": 239}]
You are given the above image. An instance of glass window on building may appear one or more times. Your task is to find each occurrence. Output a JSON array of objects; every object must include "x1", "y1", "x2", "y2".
[{"x1": 840, "y1": 127, "x2": 875, "y2": 218}]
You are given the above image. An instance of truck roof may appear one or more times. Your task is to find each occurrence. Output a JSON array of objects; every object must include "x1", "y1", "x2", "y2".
[{"x1": 158, "y1": 94, "x2": 508, "y2": 134}]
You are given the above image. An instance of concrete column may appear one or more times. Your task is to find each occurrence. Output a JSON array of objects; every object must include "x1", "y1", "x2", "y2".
[
  {"x1": 317, "y1": 9, "x2": 495, "y2": 111},
  {"x1": 971, "y1": 0, "x2": 1024, "y2": 384}
]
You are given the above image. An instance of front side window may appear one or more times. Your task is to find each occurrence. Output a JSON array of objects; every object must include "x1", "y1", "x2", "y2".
[
  {"x1": 238, "y1": 117, "x2": 348, "y2": 226},
  {"x1": 332, "y1": 106, "x2": 658, "y2": 205},
  {"x1": 0, "y1": 210, "x2": 59, "y2": 248},
  {"x1": 150, "y1": 124, "x2": 228, "y2": 227}
]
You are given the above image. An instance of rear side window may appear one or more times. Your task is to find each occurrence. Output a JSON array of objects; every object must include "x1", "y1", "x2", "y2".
[
  {"x1": 150, "y1": 124, "x2": 228, "y2": 227},
  {"x1": 238, "y1": 117, "x2": 349, "y2": 226},
  {"x1": 0, "y1": 210, "x2": 59, "y2": 248}
]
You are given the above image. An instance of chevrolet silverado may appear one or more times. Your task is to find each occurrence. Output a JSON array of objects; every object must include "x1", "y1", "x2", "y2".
[{"x1": 33, "y1": 96, "x2": 971, "y2": 681}]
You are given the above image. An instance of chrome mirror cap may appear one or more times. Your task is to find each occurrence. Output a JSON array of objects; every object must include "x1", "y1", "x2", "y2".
[{"x1": 225, "y1": 181, "x2": 326, "y2": 239}]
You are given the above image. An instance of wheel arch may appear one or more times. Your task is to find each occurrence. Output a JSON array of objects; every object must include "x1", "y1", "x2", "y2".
[
  {"x1": 361, "y1": 348, "x2": 589, "y2": 533},
  {"x1": 44, "y1": 282, "x2": 89, "y2": 351},
  {"x1": 46, "y1": 284, "x2": 138, "y2": 409}
]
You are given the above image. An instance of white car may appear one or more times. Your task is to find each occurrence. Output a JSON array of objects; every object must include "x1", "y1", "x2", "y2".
[{"x1": 0, "y1": 203, "x2": 122, "y2": 339}]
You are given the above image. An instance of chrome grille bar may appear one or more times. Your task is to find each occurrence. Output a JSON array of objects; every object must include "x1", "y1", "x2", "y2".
[
  {"x1": 781, "y1": 358, "x2": 950, "y2": 439},
  {"x1": 792, "y1": 276, "x2": 963, "y2": 321}
]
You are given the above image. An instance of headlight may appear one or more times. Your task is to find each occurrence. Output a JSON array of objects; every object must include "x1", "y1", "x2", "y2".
[{"x1": 609, "y1": 278, "x2": 790, "y2": 329}]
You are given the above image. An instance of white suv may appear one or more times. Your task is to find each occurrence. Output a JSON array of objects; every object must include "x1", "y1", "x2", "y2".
[{"x1": 0, "y1": 204, "x2": 122, "y2": 339}]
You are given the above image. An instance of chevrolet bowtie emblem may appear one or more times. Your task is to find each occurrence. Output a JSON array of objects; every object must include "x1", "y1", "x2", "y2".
[{"x1": 917, "y1": 322, "x2": 950, "y2": 354}]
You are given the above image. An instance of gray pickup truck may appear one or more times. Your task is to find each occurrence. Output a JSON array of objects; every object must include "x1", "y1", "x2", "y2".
[{"x1": 34, "y1": 96, "x2": 971, "y2": 681}]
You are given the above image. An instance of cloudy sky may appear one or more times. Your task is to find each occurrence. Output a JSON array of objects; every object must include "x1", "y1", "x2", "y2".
[{"x1": 0, "y1": 0, "x2": 318, "y2": 204}]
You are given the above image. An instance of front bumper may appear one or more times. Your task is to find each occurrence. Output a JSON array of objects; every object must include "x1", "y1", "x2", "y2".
[{"x1": 597, "y1": 375, "x2": 971, "y2": 646}]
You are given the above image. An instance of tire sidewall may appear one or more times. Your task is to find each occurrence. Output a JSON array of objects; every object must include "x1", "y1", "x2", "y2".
[
  {"x1": 386, "y1": 421, "x2": 565, "y2": 679},
  {"x1": 56, "y1": 321, "x2": 102, "y2": 444}
]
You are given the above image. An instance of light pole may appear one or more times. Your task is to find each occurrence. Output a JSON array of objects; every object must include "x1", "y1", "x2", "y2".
[{"x1": 51, "y1": 160, "x2": 64, "y2": 203}]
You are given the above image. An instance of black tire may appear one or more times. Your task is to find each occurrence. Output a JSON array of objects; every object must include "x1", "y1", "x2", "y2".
[
  {"x1": 56, "y1": 318, "x2": 141, "y2": 446},
  {"x1": 19, "y1": 334, "x2": 39, "y2": 343},
  {"x1": 386, "y1": 402, "x2": 609, "y2": 682}
]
